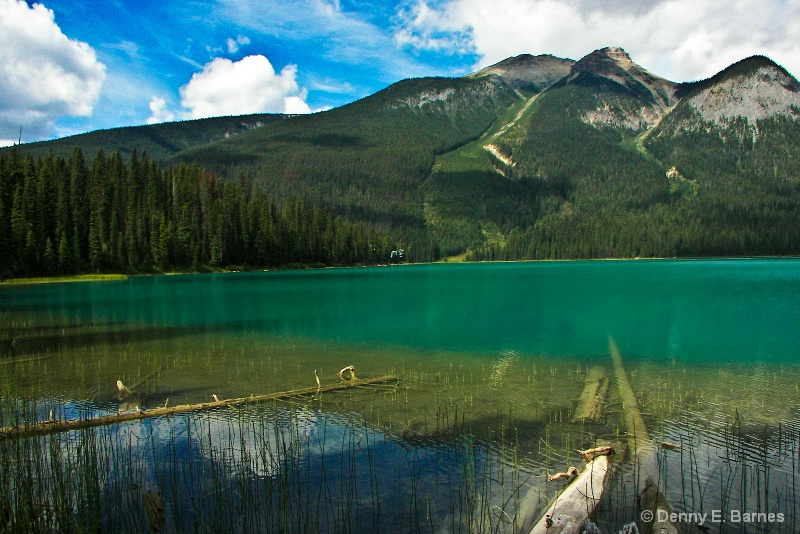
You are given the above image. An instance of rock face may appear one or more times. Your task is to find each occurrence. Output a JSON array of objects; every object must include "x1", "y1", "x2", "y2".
[
  {"x1": 568, "y1": 46, "x2": 679, "y2": 109},
  {"x1": 556, "y1": 47, "x2": 679, "y2": 131},
  {"x1": 683, "y1": 56, "x2": 800, "y2": 125},
  {"x1": 470, "y1": 54, "x2": 575, "y2": 93}
]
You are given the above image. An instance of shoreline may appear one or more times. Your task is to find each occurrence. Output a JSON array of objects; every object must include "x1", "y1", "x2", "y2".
[{"x1": 2, "y1": 255, "x2": 799, "y2": 286}]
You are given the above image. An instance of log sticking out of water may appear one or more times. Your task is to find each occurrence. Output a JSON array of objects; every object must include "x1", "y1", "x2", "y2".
[
  {"x1": 609, "y1": 336, "x2": 679, "y2": 534},
  {"x1": 572, "y1": 366, "x2": 609, "y2": 423},
  {"x1": 0, "y1": 375, "x2": 400, "y2": 440},
  {"x1": 529, "y1": 455, "x2": 611, "y2": 534}
]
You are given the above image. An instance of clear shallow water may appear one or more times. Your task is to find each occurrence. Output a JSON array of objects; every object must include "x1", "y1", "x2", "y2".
[{"x1": 1, "y1": 259, "x2": 800, "y2": 533}]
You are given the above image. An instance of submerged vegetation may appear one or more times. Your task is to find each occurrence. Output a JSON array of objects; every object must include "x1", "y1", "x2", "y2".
[{"x1": 1, "y1": 313, "x2": 799, "y2": 533}]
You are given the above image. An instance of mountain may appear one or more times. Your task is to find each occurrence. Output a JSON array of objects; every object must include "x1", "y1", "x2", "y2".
[
  {"x1": 5, "y1": 47, "x2": 800, "y2": 266},
  {"x1": 12, "y1": 114, "x2": 284, "y2": 162},
  {"x1": 468, "y1": 53, "x2": 574, "y2": 94}
]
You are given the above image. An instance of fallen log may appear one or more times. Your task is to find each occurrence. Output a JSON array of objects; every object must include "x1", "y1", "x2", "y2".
[
  {"x1": 609, "y1": 336, "x2": 678, "y2": 534},
  {"x1": 571, "y1": 366, "x2": 609, "y2": 423},
  {"x1": 0, "y1": 375, "x2": 400, "y2": 440},
  {"x1": 529, "y1": 455, "x2": 611, "y2": 534}
]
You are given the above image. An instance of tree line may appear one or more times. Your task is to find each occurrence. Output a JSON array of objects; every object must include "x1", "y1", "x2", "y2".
[{"x1": 0, "y1": 148, "x2": 402, "y2": 279}]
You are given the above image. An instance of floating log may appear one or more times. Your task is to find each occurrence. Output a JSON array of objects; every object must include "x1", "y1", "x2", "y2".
[
  {"x1": 609, "y1": 336, "x2": 678, "y2": 534},
  {"x1": 572, "y1": 366, "x2": 609, "y2": 423},
  {"x1": 529, "y1": 455, "x2": 611, "y2": 534},
  {"x1": 0, "y1": 375, "x2": 400, "y2": 440}
]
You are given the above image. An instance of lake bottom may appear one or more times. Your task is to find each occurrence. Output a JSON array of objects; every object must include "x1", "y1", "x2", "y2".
[{"x1": 2, "y1": 328, "x2": 799, "y2": 533}]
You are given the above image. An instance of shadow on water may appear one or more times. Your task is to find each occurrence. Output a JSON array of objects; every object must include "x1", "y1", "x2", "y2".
[{"x1": 0, "y1": 319, "x2": 287, "y2": 357}]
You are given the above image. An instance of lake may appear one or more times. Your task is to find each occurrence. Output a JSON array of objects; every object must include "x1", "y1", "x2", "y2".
[{"x1": 1, "y1": 259, "x2": 799, "y2": 532}]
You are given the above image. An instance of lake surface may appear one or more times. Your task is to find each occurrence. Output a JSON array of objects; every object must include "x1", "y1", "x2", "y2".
[{"x1": 2, "y1": 259, "x2": 799, "y2": 532}]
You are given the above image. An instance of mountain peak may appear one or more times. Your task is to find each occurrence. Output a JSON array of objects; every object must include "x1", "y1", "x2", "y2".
[
  {"x1": 571, "y1": 47, "x2": 635, "y2": 75},
  {"x1": 469, "y1": 54, "x2": 574, "y2": 93},
  {"x1": 594, "y1": 46, "x2": 633, "y2": 64},
  {"x1": 568, "y1": 46, "x2": 678, "y2": 109},
  {"x1": 681, "y1": 55, "x2": 800, "y2": 125}
]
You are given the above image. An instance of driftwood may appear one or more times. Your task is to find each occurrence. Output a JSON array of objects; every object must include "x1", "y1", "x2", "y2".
[
  {"x1": 336, "y1": 365, "x2": 356, "y2": 381},
  {"x1": 577, "y1": 445, "x2": 615, "y2": 462},
  {"x1": 572, "y1": 366, "x2": 609, "y2": 422},
  {"x1": 524, "y1": 340, "x2": 679, "y2": 534},
  {"x1": 609, "y1": 336, "x2": 679, "y2": 534},
  {"x1": 529, "y1": 455, "x2": 611, "y2": 534},
  {"x1": 0, "y1": 375, "x2": 400, "y2": 440},
  {"x1": 116, "y1": 379, "x2": 134, "y2": 399},
  {"x1": 547, "y1": 466, "x2": 578, "y2": 482}
]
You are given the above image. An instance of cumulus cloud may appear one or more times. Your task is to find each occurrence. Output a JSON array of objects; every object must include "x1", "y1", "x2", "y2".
[
  {"x1": 0, "y1": 0, "x2": 106, "y2": 145},
  {"x1": 178, "y1": 55, "x2": 313, "y2": 118},
  {"x1": 394, "y1": 0, "x2": 800, "y2": 82},
  {"x1": 146, "y1": 97, "x2": 176, "y2": 124}
]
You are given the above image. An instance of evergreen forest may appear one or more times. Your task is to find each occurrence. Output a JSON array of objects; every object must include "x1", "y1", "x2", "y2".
[{"x1": 0, "y1": 148, "x2": 399, "y2": 279}]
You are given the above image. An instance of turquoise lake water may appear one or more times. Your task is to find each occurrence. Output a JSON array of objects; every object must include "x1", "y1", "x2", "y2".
[
  {"x1": 1, "y1": 259, "x2": 799, "y2": 533},
  {"x1": 3, "y1": 258, "x2": 799, "y2": 362}
]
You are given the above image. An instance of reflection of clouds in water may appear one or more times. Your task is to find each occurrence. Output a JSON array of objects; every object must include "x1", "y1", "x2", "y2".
[{"x1": 175, "y1": 406, "x2": 321, "y2": 477}]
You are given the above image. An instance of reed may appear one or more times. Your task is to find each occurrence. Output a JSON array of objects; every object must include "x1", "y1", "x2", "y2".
[{"x1": 2, "y1": 335, "x2": 799, "y2": 533}]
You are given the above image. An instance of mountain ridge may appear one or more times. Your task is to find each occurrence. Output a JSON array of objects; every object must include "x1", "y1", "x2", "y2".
[{"x1": 4, "y1": 47, "x2": 800, "y2": 266}]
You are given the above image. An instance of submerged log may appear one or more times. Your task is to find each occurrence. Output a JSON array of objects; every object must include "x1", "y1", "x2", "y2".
[
  {"x1": 609, "y1": 336, "x2": 679, "y2": 534},
  {"x1": 0, "y1": 375, "x2": 400, "y2": 440},
  {"x1": 571, "y1": 366, "x2": 609, "y2": 423},
  {"x1": 524, "y1": 340, "x2": 679, "y2": 534},
  {"x1": 529, "y1": 455, "x2": 611, "y2": 534}
]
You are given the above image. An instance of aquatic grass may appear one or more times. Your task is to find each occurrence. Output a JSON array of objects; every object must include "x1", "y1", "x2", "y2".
[
  {"x1": 0, "y1": 274, "x2": 129, "y2": 286},
  {"x1": 2, "y1": 328, "x2": 800, "y2": 532}
]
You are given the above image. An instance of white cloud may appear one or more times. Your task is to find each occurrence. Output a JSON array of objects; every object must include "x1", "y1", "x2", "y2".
[
  {"x1": 0, "y1": 0, "x2": 106, "y2": 144},
  {"x1": 212, "y1": 0, "x2": 439, "y2": 80},
  {"x1": 146, "y1": 97, "x2": 176, "y2": 124},
  {"x1": 394, "y1": 0, "x2": 800, "y2": 82},
  {"x1": 226, "y1": 34, "x2": 251, "y2": 54},
  {"x1": 178, "y1": 55, "x2": 313, "y2": 118}
]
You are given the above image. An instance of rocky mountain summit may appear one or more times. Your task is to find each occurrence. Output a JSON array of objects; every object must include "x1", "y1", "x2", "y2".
[
  {"x1": 469, "y1": 53, "x2": 575, "y2": 93},
  {"x1": 567, "y1": 47, "x2": 679, "y2": 109},
  {"x1": 680, "y1": 56, "x2": 800, "y2": 125}
]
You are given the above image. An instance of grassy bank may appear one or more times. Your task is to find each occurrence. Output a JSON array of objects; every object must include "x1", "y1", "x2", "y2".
[{"x1": 1, "y1": 274, "x2": 129, "y2": 286}]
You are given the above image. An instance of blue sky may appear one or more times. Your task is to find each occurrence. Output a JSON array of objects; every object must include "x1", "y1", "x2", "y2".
[{"x1": 2, "y1": 0, "x2": 798, "y2": 145}]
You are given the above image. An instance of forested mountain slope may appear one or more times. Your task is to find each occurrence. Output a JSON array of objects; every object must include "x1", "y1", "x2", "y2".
[
  {"x1": 442, "y1": 48, "x2": 800, "y2": 260},
  {"x1": 10, "y1": 114, "x2": 283, "y2": 163},
  {"x1": 166, "y1": 76, "x2": 521, "y2": 260},
  {"x1": 4, "y1": 47, "x2": 800, "y2": 274}
]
